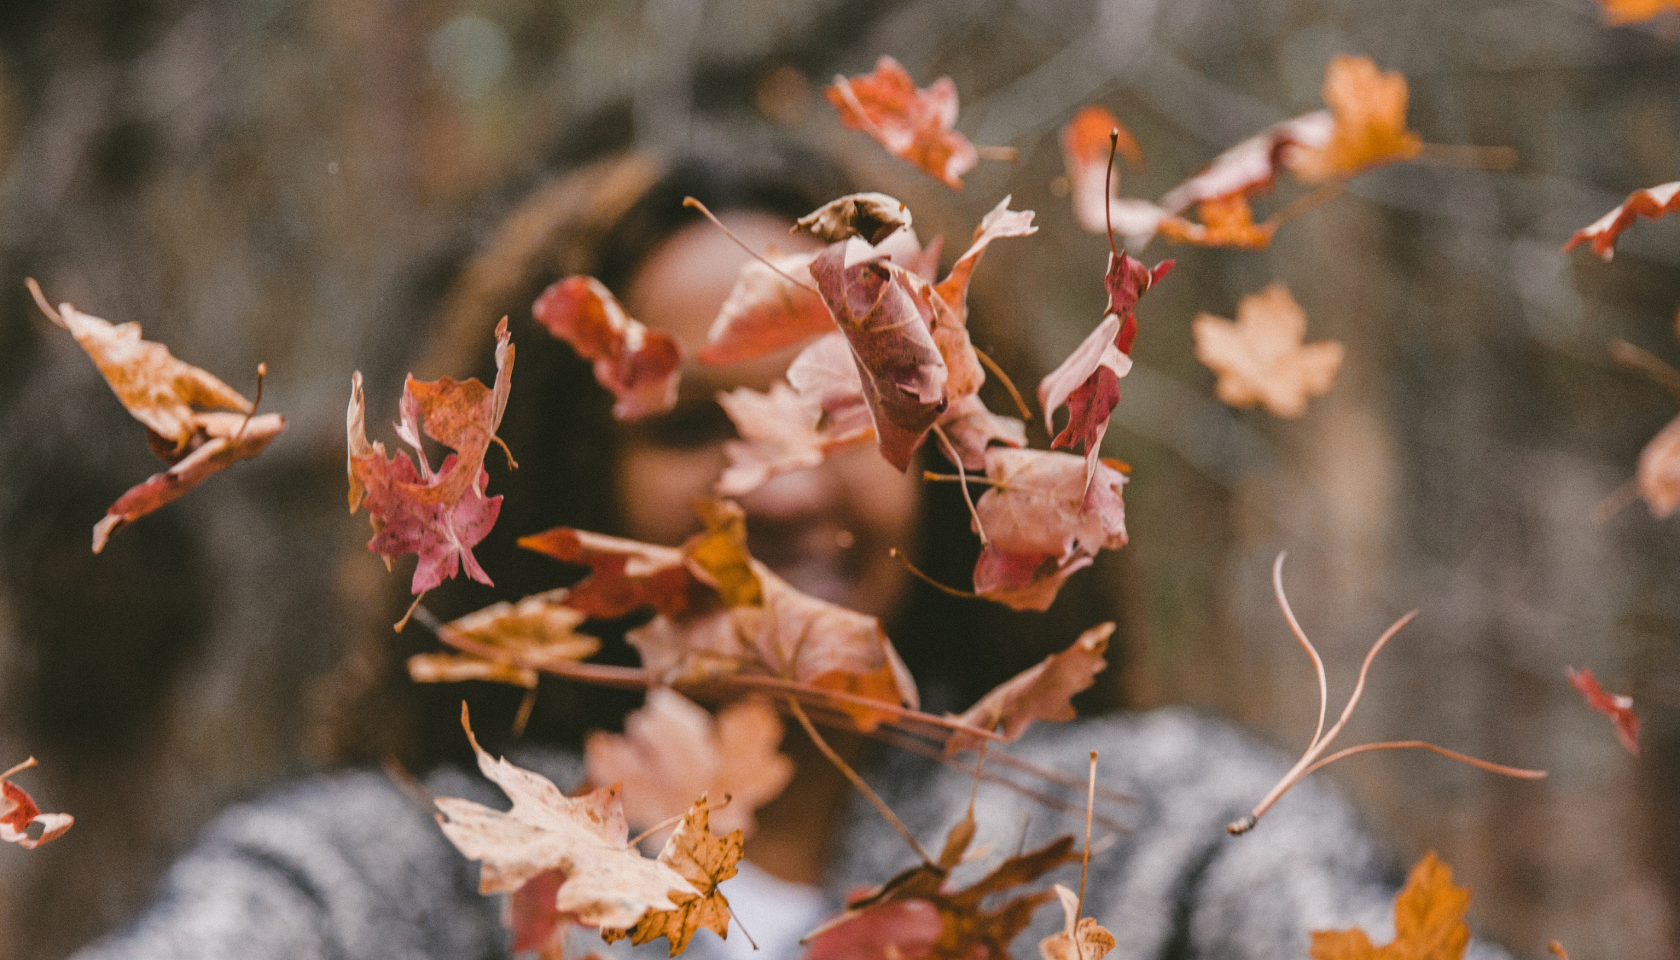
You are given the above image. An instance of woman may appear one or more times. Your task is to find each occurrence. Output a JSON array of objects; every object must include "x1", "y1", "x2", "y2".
[{"x1": 67, "y1": 122, "x2": 1512, "y2": 960}]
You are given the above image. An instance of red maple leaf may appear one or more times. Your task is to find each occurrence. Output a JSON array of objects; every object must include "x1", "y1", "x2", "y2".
[
  {"x1": 1567, "y1": 667, "x2": 1640, "y2": 756},
  {"x1": 826, "y1": 57, "x2": 978, "y2": 189}
]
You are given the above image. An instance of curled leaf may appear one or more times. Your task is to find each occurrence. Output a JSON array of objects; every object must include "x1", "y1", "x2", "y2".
[
  {"x1": 947, "y1": 623, "x2": 1112, "y2": 753},
  {"x1": 0, "y1": 759, "x2": 72, "y2": 850},
  {"x1": 798, "y1": 193, "x2": 913, "y2": 245},
  {"x1": 1567, "y1": 667, "x2": 1640, "y2": 756},
  {"x1": 1158, "y1": 113, "x2": 1333, "y2": 216},
  {"x1": 826, "y1": 57, "x2": 978, "y2": 189},
  {"x1": 586, "y1": 690, "x2": 794, "y2": 840},
  {"x1": 971, "y1": 450, "x2": 1128, "y2": 612},
  {"x1": 409, "y1": 591, "x2": 602, "y2": 690},
  {"x1": 1564, "y1": 181, "x2": 1680, "y2": 261},
  {"x1": 937, "y1": 394, "x2": 1026, "y2": 472},
  {"x1": 1191, "y1": 283, "x2": 1343, "y2": 418},
  {"x1": 534, "y1": 275, "x2": 682, "y2": 420}
]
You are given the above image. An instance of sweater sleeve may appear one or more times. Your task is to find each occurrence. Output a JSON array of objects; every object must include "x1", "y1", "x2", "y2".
[
  {"x1": 66, "y1": 767, "x2": 512, "y2": 960},
  {"x1": 828, "y1": 707, "x2": 1516, "y2": 960}
]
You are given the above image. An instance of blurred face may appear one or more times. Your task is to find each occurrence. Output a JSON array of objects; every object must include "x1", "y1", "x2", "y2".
[{"x1": 615, "y1": 213, "x2": 920, "y2": 619}]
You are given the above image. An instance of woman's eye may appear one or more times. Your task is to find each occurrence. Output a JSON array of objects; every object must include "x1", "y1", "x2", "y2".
[{"x1": 626, "y1": 401, "x2": 738, "y2": 450}]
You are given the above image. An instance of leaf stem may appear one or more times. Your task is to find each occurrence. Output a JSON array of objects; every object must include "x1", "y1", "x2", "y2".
[
  {"x1": 234, "y1": 363, "x2": 267, "y2": 441},
  {"x1": 0, "y1": 757, "x2": 38, "y2": 781},
  {"x1": 1301, "y1": 741, "x2": 1546, "y2": 780},
  {"x1": 889, "y1": 547, "x2": 981, "y2": 600},
  {"x1": 932, "y1": 424, "x2": 986, "y2": 545},
  {"x1": 975, "y1": 145, "x2": 1020, "y2": 162},
  {"x1": 786, "y1": 697, "x2": 934, "y2": 866},
  {"x1": 1414, "y1": 143, "x2": 1518, "y2": 170},
  {"x1": 1610, "y1": 339, "x2": 1680, "y2": 403},
  {"x1": 1076, "y1": 750, "x2": 1097, "y2": 923},
  {"x1": 1104, "y1": 132, "x2": 1121, "y2": 258},
  {"x1": 684, "y1": 197, "x2": 821, "y2": 296},
  {"x1": 973, "y1": 346, "x2": 1034, "y2": 423}
]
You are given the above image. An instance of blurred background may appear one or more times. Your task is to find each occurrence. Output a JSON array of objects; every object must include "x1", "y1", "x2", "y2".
[{"x1": 0, "y1": 0, "x2": 1677, "y2": 957}]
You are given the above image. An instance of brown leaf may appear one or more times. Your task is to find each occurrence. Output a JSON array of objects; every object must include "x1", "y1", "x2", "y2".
[
  {"x1": 1567, "y1": 667, "x2": 1640, "y2": 756},
  {"x1": 808, "y1": 241, "x2": 948, "y2": 471},
  {"x1": 1039, "y1": 884, "x2": 1115, "y2": 960},
  {"x1": 1564, "y1": 181, "x2": 1680, "y2": 261},
  {"x1": 971, "y1": 450, "x2": 1128, "y2": 612},
  {"x1": 602, "y1": 799, "x2": 744, "y2": 956},
  {"x1": 533, "y1": 275, "x2": 682, "y2": 420},
  {"x1": 586, "y1": 691, "x2": 793, "y2": 840},
  {"x1": 786, "y1": 332, "x2": 877, "y2": 440},
  {"x1": 797, "y1": 193, "x2": 914, "y2": 245},
  {"x1": 947, "y1": 623, "x2": 1112, "y2": 752},
  {"x1": 0, "y1": 759, "x2": 72, "y2": 850},
  {"x1": 436, "y1": 708, "x2": 698, "y2": 930},
  {"x1": 408, "y1": 591, "x2": 602, "y2": 689},
  {"x1": 1191, "y1": 283, "x2": 1343, "y2": 418},
  {"x1": 518, "y1": 528, "x2": 703, "y2": 619},
  {"x1": 1286, "y1": 56, "x2": 1424, "y2": 184},
  {"x1": 1310, "y1": 852, "x2": 1470, "y2": 960},
  {"x1": 697, "y1": 250, "x2": 832, "y2": 366},
  {"x1": 1638, "y1": 412, "x2": 1680, "y2": 518},
  {"x1": 682, "y1": 499, "x2": 764, "y2": 609},
  {"x1": 826, "y1": 57, "x2": 978, "y2": 189}
]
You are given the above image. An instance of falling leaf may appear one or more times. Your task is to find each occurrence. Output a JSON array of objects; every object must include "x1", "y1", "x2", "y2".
[
  {"x1": 947, "y1": 623, "x2": 1113, "y2": 752},
  {"x1": 682, "y1": 499, "x2": 764, "y2": 609},
  {"x1": 1563, "y1": 182, "x2": 1680, "y2": 261},
  {"x1": 1038, "y1": 884, "x2": 1115, "y2": 960},
  {"x1": 587, "y1": 690, "x2": 794, "y2": 839},
  {"x1": 826, "y1": 56, "x2": 978, "y2": 189},
  {"x1": 1567, "y1": 667, "x2": 1640, "y2": 756},
  {"x1": 629, "y1": 561, "x2": 919, "y2": 730},
  {"x1": 971, "y1": 450, "x2": 1128, "y2": 612},
  {"x1": 808, "y1": 240, "x2": 948, "y2": 471},
  {"x1": 603, "y1": 798, "x2": 744, "y2": 955},
  {"x1": 93, "y1": 411, "x2": 287, "y2": 553},
  {"x1": 436, "y1": 707, "x2": 698, "y2": 931},
  {"x1": 716, "y1": 383, "x2": 870, "y2": 498},
  {"x1": 806, "y1": 829, "x2": 1079, "y2": 960},
  {"x1": 1158, "y1": 112, "x2": 1334, "y2": 217},
  {"x1": 533, "y1": 275, "x2": 682, "y2": 420},
  {"x1": 929, "y1": 198, "x2": 1037, "y2": 403},
  {"x1": 29, "y1": 282, "x2": 288, "y2": 552},
  {"x1": 797, "y1": 193, "x2": 914, "y2": 245},
  {"x1": 1286, "y1": 56, "x2": 1424, "y2": 184},
  {"x1": 1039, "y1": 254, "x2": 1171, "y2": 486},
  {"x1": 518, "y1": 528, "x2": 704, "y2": 619},
  {"x1": 348, "y1": 319, "x2": 514, "y2": 595},
  {"x1": 1637, "y1": 413, "x2": 1680, "y2": 518},
  {"x1": 787, "y1": 333, "x2": 877, "y2": 440},
  {"x1": 1593, "y1": 0, "x2": 1680, "y2": 24},
  {"x1": 0, "y1": 759, "x2": 72, "y2": 850},
  {"x1": 1310, "y1": 852, "x2": 1470, "y2": 960},
  {"x1": 697, "y1": 250, "x2": 833, "y2": 366},
  {"x1": 1059, "y1": 105, "x2": 1151, "y2": 239},
  {"x1": 1157, "y1": 195, "x2": 1278, "y2": 250},
  {"x1": 409, "y1": 591, "x2": 602, "y2": 690},
  {"x1": 1192, "y1": 283, "x2": 1343, "y2": 418}
]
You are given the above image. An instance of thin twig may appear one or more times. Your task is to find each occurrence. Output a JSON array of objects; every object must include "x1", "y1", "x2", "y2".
[
  {"x1": 1610, "y1": 339, "x2": 1680, "y2": 403},
  {"x1": 1414, "y1": 143, "x2": 1519, "y2": 170},
  {"x1": 1075, "y1": 751, "x2": 1097, "y2": 922},
  {"x1": 923, "y1": 472, "x2": 1002, "y2": 488},
  {"x1": 684, "y1": 197, "x2": 821, "y2": 295},
  {"x1": 234, "y1": 363, "x2": 267, "y2": 441},
  {"x1": 932, "y1": 424, "x2": 986, "y2": 545},
  {"x1": 787, "y1": 698, "x2": 934, "y2": 866},
  {"x1": 1593, "y1": 477, "x2": 1641, "y2": 524},
  {"x1": 0, "y1": 757, "x2": 38, "y2": 781},
  {"x1": 1104, "y1": 132, "x2": 1121, "y2": 259},
  {"x1": 973, "y1": 346, "x2": 1034, "y2": 424},
  {"x1": 890, "y1": 548, "x2": 981, "y2": 599},
  {"x1": 511, "y1": 687, "x2": 538, "y2": 739},
  {"x1": 626, "y1": 795, "x2": 736, "y2": 849},
  {"x1": 25, "y1": 278, "x2": 65, "y2": 328},
  {"x1": 975, "y1": 145, "x2": 1020, "y2": 163},
  {"x1": 1268, "y1": 181, "x2": 1345, "y2": 228},
  {"x1": 725, "y1": 901, "x2": 760, "y2": 951},
  {"x1": 1301, "y1": 741, "x2": 1546, "y2": 780},
  {"x1": 394, "y1": 592, "x2": 426, "y2": 633},
  {"x1": 1273, "y1": 552, "x2": 1328, "y2": 751}
]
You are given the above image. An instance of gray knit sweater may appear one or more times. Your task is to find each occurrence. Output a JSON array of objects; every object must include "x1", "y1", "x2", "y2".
[{"x1": 67, "y1": 709, "x2": 1513, "y2": 960}]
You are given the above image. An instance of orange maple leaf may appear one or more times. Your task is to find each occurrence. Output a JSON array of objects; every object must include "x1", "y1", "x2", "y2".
[
  {"x1": 1563, "y1": 182, "x2": 1680, "y2": 261},
  {"x1": 1310, "y1": 852, "x2": 1471, "y2": 960},
  {"x1": 826, "y1": 57, "x2": 979, "y2": 189},
  {"x1": 1593, "y1": 0, "x2": 1680, "y2": 24},
  {"x1": 1158, "y1": 195, "x2": 1278, "y2": 250},
  {"x1": 1191, "y1": 283, "x2": 1344, "y2": 418},
  {"x1": 1287, "y1": 55, "x2": 1423, "y2": 184}
]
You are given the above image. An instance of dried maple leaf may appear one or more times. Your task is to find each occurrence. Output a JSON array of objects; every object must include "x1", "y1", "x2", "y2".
[
  {"x1": 1059, "y1": 106, "x2": 1151, "y2": 239},
  {"x1": 436, "y1": 706, "x2": 698, "y2": 931},
  {"x1": 1594, "y1": 0, "x2": 1680, "y2": 24},
  {"x1": 826, "y1": 57, "x2": 978, "y2": 189},
  {"x1": 1039, "y1": 884, "x2": 1115, "y2": 960},
  {"x1": 787, "y1": 332, "x2": 877, "y2": 439},
  {"x1": 1310, "y1": 852, "x2": 1470, "y2": 960},
  {"x1": 1157, "y1": 195, "x2": 1277, "y2": 250},
  {"x1": 808, "y1": 239, "x2": 948, "y2": 471},
  {"x1": 533, "y1": 275, "x2": 682, "y2": 420},
  {"x1": 971, "y1": 450, "x2": 1128, "y2": 612},
  {"x1": 1039, "y1": 253, "x2": 1171, "y2": 487},
  {"x1": 1563, "y1": 182, "x2": 1680, "y2": 261},
  {"x1": 797, "y1": 193, "x2": 914, "y2": 245},
  {"x1": 409, "y1": 591, "x2": 602, "y2": 690},
  {"x1": 1567, "y1": 667, "x2": 1640, "y2": 756},
  {"x1": 348, "y1": 319, "x2": 514, "y2": 596},
  {"x1": 696, "y1": 250, "x2": 833, "y2": 366},
  {"x1": 602, "y1": 798, "x2": 744, "y2": 955},
  {"x1": 1637, "y1": 413, "x2": 1680, "y2": 517},
  {"x1": 29, "y1": 282, "x2": 288, "y2": 552},
  {"x1": 937, "y1": 394, "x2": 1026, "y2": 472},
  {"x1": 0, "y1": 758, "x2": 72, "y2": 850},
  {"x1": 518, "y1": 528, "x2": 705, "y2": 619},
  {"x1": 1287, "y1": 56, "x2": 1424, "y2": 184},
  {"x1": 806, "y1": 827, "x2": 1079, "y2": 960},
  {"x1": 1191, "y1": 283, "x2": 1343, "y2": 418},
  {"x1": 947, "y1": 623, "x2": 1112, "y2": 752},
  {"x1": 716, "y1": 383, "x2": 870, "y2": 498},
  {"x1": 587, "y1": 690, "x2": 793, "y2": 839}
]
